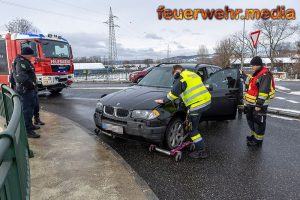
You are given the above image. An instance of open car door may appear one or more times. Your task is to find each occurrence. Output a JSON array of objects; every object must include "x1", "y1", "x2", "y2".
[{"x1": 202, "y1": 67, "x2": 240, "y2": 121}]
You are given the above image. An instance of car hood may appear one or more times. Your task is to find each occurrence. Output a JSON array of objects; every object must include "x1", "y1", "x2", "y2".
[{"x1": 100, "y1": 85, "x2": 169, "y2": 110}]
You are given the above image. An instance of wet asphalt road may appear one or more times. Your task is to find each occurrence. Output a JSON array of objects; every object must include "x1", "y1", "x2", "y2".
[
  {"x1": 271, "y1": 81, "x2": 300, "y2": 111},
  {"x1": 39, "y1": 83, "x2": 300, "y2": 200}
]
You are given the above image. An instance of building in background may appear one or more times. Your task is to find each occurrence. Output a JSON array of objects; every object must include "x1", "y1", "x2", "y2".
[
  {"x1": 231, "y1": 57, "x2": 300, "y2": 79},
  {"x1": 74, "y1": 63, "x2": 109, "y2": 76}
]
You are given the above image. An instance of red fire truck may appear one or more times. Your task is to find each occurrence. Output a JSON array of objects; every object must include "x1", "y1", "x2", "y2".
[{"x1": 0, "y1": 32, "x2": 74, "y2": 94}]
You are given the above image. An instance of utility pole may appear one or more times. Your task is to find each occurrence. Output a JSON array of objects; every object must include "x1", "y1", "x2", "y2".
[
  {"x1": 104, "y1": 7, "x2": 119, "y2": 67},
  {"x1": 241, "y1": 18, "x2": 246, "y2": 70}
]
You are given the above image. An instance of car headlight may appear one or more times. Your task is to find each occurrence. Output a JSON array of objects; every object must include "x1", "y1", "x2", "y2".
[
  {"x1": 96, "y1": 102, "x2": 103, "y2": 110},
  {"x1": 131, "y1": 110, "x2": 160, "y2": 120}
]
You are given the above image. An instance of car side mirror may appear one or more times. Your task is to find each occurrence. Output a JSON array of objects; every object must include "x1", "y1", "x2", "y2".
[{"x1": 205, "y1": 84, "x2": 213, "y2": 91}]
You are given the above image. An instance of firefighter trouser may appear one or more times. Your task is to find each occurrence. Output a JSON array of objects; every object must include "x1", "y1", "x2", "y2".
[
  {"x1": 19, "y1": 90, "x2": 35, "y2": 132},
  {"x1": 245, "y1": 106, "x2": 267, "y2": 141},
  {"x1": 188, "y1": 109, "x2": 205, "y2": 150},
  {"x1": 33, "y1": 91, "x2": 40, "y2": 120}
]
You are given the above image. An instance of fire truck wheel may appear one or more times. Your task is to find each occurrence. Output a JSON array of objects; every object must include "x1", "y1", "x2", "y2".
[{"x1": 49, "y1": 89, "x2": 63, "y2": 94}]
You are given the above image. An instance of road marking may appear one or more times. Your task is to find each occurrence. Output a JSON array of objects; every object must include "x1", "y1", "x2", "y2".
[
  {"x1": 268, "y1": 114, "x2": 300, "y2": 122},
  {"x1": 276, "y1": 90, "x2": 290, "y2": 94},
  {"x1": 286, "y1": 100, "x2": 300, "y2": 104},
  {"x1": 70, "y1": 87, "x2": 128, "y2": 90},
  {"x1": 275, "y1": 97, "x2": 286, "y2": 100},
  {"x1": 290, "y1": 91, "x2": 300, "y2": 96},
  {"x1": 274, "y1": 97, "x2": 299, "y2": 103},
  {"x1": 276, "y1": 86, "x2": 291, "y2": 91}
]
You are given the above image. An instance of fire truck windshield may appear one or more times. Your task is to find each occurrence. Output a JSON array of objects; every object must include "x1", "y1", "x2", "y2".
[{"x1": 41, "y1": 40, "x2": 71, "y2": 58}]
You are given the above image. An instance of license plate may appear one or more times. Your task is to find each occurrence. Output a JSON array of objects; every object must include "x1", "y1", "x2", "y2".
[{"x1": 102, "y1": 122, "x2": 123, "y2": 134}]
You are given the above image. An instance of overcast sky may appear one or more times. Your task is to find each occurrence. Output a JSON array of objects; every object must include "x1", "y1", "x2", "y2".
[{"x1": 0, "y1": 0, "x2": 299, "y2": 59}]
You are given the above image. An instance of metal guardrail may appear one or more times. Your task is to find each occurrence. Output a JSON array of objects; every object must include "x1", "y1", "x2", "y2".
[{"x1": 0, "y1": 85, "x2": 30, "y2": 200}]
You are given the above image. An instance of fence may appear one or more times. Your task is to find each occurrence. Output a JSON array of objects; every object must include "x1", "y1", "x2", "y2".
[
  {"x1": 0, "y1": 85, "x2": 31, "y2": 200},
  {"x1": 74, "y1": 68, "x2": 139, "y2": 82}
]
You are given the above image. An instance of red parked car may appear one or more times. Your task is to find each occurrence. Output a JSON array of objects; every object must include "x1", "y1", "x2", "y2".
[{"x1": 129, "y1": 66, "x2": 153, "y2": 83}]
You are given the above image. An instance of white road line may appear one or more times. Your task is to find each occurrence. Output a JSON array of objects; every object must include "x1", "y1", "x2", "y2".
[
  {"x1": 290, "y1": 91, "x2": 300, "y2": 96},
  {"x1": 276, "y1": 86, "x2": 291, "y2": 91},
  {"x1": 275, "y1": 97, "x2": 286, "y2": 100},
  {"x1": 286, "y1": 100, "x2": 300, "y2": 104},
  {"x1": 268, "y1": 114, "x2": 300, "y2": 122},
  {"x1": 70, "y1": 87, "x2": 128, "y2": 90}
]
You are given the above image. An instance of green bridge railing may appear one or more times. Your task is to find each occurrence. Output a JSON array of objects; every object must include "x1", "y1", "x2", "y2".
[{"x1": 0, "y1": 85, "x2": 31, "y2": 200}]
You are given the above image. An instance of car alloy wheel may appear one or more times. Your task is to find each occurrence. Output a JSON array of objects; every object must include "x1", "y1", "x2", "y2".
[{"x1": 166, "y1": 118, "x2": 185, "y2": 149}]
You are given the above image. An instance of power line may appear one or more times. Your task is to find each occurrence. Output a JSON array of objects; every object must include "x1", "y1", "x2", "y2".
[
  {"x1": 0, "y1": 0, "x2": 98, "y2": 23},
  {"x1": 51, "y1": 0, "x2": 106, "y2": 17}
]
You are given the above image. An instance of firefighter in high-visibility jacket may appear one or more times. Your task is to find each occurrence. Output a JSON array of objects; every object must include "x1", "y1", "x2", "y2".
[
  {"x1": 241, "y1": 56, "x2": 275, "y2": 147},
  {"x1": 155, "y1": 65, "x2": 211, "y2": 158}
]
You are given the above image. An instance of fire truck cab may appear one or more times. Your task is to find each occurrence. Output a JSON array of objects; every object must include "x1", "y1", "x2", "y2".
[{"x1": 0, "y1": 32, "x2": 74, "y2": 94}]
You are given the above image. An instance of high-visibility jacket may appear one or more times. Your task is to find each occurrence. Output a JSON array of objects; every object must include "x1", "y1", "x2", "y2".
[
  {"x1": 244, "y1": 67, "x2": 275, "y2": 107},
  {"x1": 167, "y1": 70, "x2": 211, "y2": 111}
]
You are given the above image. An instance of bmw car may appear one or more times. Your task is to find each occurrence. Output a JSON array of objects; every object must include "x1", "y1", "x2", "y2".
[{"x1": 94, "y1": 63, "x2": 240, "y2": 149}]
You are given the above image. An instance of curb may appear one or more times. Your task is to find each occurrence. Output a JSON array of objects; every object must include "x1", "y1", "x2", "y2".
[
  {"x1": 268, "y1": 107, "x2": 300, "y2": 119},
  {"x1": 42, "y1": 110, "x2": 158, "y2": 200}
]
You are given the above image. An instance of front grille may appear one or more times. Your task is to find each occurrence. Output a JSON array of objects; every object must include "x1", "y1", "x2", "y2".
[
  {"x1": 104, "y1": 106, "x2": 129, "y2": 118},
  {"x1": 58, "y1": 78, "x2": 67, "y2": 82},
  {"x1": 116, "y1": 108, "x2": 129, "y2": 118},
  {"x1": 51, "y1": 65, "x2": 70, "y2": 73},
  {"x1": 104, "y1": 106, "x2": 114, "y2": 115}
]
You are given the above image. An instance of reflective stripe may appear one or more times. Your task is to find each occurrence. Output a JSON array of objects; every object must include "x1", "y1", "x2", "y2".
[
  {"x1": 167, "y1": 92, "x2": 178, "y2": 100},
  {"x1": 258, "y1": 96, "x2": 267, "y2": 100},
  {"x1": 253, "y1": 132, "x2": 264, "y2": 140},
  {"x1": 245, "y1": 94, "x2": 256, "y2": 100},
  {"x1": 258, "y1": 92, "x2": 268, "y2": 97},
  {"x1": 181, "y1": 83, "x2": 204, "y2": 97},
  {"x1": 183, "y1": 90, "x2": 209, "y2": 104},
  {"x1": 189, "y1": 100, "x2": 211, "y2": 111},
  {"x1": 193, "y1": 137, "x2": 203, "y2": 143},
  {"x1": 191, "y1": 134, "x2": 201, "y2": 141}
]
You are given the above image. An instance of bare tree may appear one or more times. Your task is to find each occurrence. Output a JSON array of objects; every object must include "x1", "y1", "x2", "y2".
[
  {"x1": 232, "y1": 31, "x2": 258, "y2": 60},
  {"x1": 197, "y1": 45, "x2": 209, "y2": 63},
  {"x1": 213, "y1": 37, "x2": 235, "y2": 68},
  {"x1": 5, "y1": 18, "x2": 39, "y2": 33},
  {"x1": 254, "y1": 20, "x2": 300, "y2": 68}
]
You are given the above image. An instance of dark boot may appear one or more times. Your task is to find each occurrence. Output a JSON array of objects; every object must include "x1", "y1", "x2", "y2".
[
  {"x1": 189, "y1": 149, "x2": 208, "y2": 159},
  {"x1": 34, "y1": 118, "x2": 45, "y2": 125},
  {"x1": 247, "y1": 138, "x2": 263, "y2": 147},
  {"x1": 246, "y1": 135, "x2": 255, "y2": 142},
  {"x1": 31, "y1": 125, "x2": 40, "y2": 130},
  {"x1": 27, "y1": 130, "x2": 41, "y2": 139}
]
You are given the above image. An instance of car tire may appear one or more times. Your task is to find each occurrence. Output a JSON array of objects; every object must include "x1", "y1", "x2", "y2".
[
  {"x1": 49, "y1": 88, "x2": 63, "y2": 94},
  {"x1": 165, "y1": 117, "x2": 185, "y2": 150}
]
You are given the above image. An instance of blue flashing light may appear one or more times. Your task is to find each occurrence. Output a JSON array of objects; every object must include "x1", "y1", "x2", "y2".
[{"x1": 19, "y1": 32, "x2": 45, "y2": 38}]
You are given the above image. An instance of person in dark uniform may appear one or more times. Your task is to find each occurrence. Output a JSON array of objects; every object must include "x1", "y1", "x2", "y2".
[
  {"x1": 241, "y1": 56, "x2": 275, "y2": 146},
  {"x1": 13, "y1": 47, "x2": 41, "y2": 138}
]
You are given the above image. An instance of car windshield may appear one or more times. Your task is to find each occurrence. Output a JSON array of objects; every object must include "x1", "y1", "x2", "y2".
[
  {"x1": 138, "y1": 67, "x2": 174, "y2": 88},
  {"x1": 41, "y1": 40, "x2": 70, "y2": 58}
]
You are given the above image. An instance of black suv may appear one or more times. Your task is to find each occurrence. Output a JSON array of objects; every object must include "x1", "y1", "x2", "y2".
[{"x1": 94, "y1": 63, "x2": 240, "y2": 149}]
